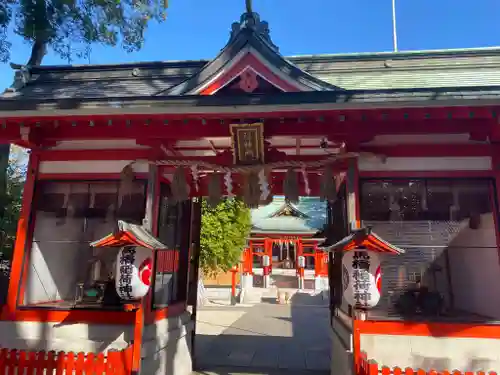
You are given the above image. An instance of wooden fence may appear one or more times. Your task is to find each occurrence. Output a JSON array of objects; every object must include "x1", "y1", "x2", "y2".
[
  {"x1": 357, "y1": 351, "x2": 498, "y2": 375},
  {"x1": 0, "y1": 346, "x2": 133, "y2": 375}
]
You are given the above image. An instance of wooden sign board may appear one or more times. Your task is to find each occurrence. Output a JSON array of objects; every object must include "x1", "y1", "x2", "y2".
[{"x1": 230, "y1": 122, "x2": 265, "y2": 165}]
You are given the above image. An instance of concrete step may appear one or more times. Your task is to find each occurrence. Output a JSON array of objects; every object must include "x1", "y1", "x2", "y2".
[
  {"x1": 240, "y1": 288, "x2": 265, "y2": 304},
  {"x1": 204, "y1": 287, "x2": 241, "y2": 301}
]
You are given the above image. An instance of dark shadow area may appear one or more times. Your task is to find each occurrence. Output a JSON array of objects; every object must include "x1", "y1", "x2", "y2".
[{"x1": 0, "y1": 256, "x2": 9, "y2": 305}]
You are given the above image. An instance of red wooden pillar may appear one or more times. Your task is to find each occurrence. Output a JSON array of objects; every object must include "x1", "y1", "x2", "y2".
[
  {"x1": 3, "y1": 154, "x2": 39, "y2": 318},
  {"x1": 296, "y1": 238, "x2": 303, "y2": 258},
  {"x1": 242, "y1": 248, "x2": 252, "y2": 275},
  {"x1": 264, "y1": 238, "x2": 272, "y2": 271},
  {"x1": 314, "y1": 246, "x2": 320, "y2": 277},
  {"x1": 352, "y1": 319, "x2": 362, "y2": 375}
]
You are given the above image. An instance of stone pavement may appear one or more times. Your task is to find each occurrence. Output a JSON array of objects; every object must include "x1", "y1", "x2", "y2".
[{"x1": 194, "y1": 291, "x2": 331, "y2": 374}]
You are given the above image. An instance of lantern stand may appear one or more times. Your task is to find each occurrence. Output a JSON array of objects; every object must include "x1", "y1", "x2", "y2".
[
  {"x1": 90, "y1": 220, "x2": 170, "y2": 375},
  {"x1": 297, "y1": 255, "x2": 305, "y2": 290},
  {"x1": 317, "y1": 226, "x2": 405, "y2": 375},
  {"x1": 262, "y1": 254, "x2": 271, "y2": 288}
]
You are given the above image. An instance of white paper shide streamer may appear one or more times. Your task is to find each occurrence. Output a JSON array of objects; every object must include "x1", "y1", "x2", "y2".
[
  {"x1": 301, "y1": 168, "x2": 311, "y2": 196},
  {"x1": 258, "y1": 168, "x2": 270, "y2": 201},
  {"x1": 224, "y1": 171, "x2": 234, "y2": 198}
]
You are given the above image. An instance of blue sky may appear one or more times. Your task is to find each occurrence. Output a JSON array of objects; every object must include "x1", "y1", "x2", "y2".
[{"x1": 0, "y1": 0, "x2": 499, "y2": 90}]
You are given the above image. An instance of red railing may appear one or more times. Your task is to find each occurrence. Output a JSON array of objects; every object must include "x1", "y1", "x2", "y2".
[
  {"x1": 357, "y1": 351, "x2": 498, "y2": 375},
  {"x1": 0, "y1": 346, "x2": 133, "y2": 375}
]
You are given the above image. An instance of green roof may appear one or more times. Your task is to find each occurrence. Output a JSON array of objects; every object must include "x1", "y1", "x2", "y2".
[{"x1": 251, "y1": 197, "x2": 326, "y2": 235}]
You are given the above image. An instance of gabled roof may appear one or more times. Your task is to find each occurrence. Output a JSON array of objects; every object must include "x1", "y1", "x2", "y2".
[
  {"x1": 317, "y1": 227, "x2": 404, "y2": 254},
  {"x1": 90, "y1": 220, "x2": 167, "y2": 250},
  {"x1": 268, "y1": 201, "x2": 309, "y2": 219},
  {"x1": 252, "y1": 217, "x2": 320, "y2": 235},
  {"x1": 3, "y1": 4, "x2": 500, "y2": 103},
  {"x1": 163, "y1": 12, "x2": 338, "y2": 95},
  {"x1": 251, "y1": 197, "x2": 326, "y2": 235}
]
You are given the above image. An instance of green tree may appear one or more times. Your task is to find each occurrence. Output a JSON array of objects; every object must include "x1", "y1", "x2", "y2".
[
  {"x1": 199, "y1": 198, "x2": 251, "y2": 277},
  {"x1": 1, "y1": 0, "x2": 168, "y2": 65},
  {"x1": 0, "y1": 146, "x2": 26, "y2": 260},
  {"x1": 0, "y1": 0, "x2": 168, "y2": 243}
]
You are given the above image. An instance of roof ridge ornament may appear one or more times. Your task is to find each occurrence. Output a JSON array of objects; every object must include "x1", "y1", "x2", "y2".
[
  {"x1": 228, "y1": 0, "x2": 279, "y2": 52},
  {"x1": 4, "y1": 63, "x2": 31, "y2": 93}
]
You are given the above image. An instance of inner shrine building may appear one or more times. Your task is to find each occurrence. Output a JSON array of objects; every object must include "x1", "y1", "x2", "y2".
[
  {"x1": 244, "y1": 197, "x2": 328, "y2": 289},
  {"x1": 0, "y1": 4, "x2": 500, "y2": 375}
]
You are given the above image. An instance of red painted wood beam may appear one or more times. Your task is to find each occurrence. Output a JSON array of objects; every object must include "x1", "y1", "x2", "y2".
[
  {"x1": 358, "y1": 144, "x2": 494, "y2": 157},
  {"x1": 1, "y1": 104, "x2": 497, "y2": 124},
  {"x1": 13, "y1": 118, "x2": 493, "y2": 143}
]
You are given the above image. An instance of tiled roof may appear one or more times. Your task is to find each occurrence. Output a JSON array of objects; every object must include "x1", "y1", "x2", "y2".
[
  {"x1": 251, "y1": 197, "x2": 326, "y2": 234},
  {"x1": 90, "y1": 220, "x2": 168, "y2": 249},
  {"x1": 1, "y1": 86, "x2": 499, "y2": 113},
  {"x1": 3, "y1": 46, "x2": 500, "y2": 101}
]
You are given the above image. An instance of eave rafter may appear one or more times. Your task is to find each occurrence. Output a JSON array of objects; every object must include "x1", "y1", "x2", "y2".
[{"x1": 1, "y1": 105, "x2": 497, "y2": 156}]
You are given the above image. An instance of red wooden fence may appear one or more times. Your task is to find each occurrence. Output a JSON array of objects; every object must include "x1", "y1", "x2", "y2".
[
  {"x1": 0, "y1": 346, "x2": 133, "y2": 375},
  {"x1": 357, "y1": 351, "x2": 498, "y2": 375}
]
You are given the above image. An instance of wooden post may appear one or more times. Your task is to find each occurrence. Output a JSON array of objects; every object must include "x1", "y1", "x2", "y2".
[
  {"x1": 3, "y1": 153, "x2": 39, "y2": 319},
  {"x1": 230, "y1": 266, "x2": 237, "y2": 305},
  {"x1": 367, "y1": 360, "x2": 378, "y2": 375},
  {"x1": 131, "y1": 164, "x2": 158, "y2": 375},
  {"x1": 346, "y1": 158, "x2": 360, "y2": 231},
  {"x1": 188, "y1": 198, "x2": 202, "y2": 370},
  {"x1": 352, "y1": 318, "x2": 360, "y2": 375},
  {"x1": 314, "y1": 245, "x2": 320, "y2": 277}
]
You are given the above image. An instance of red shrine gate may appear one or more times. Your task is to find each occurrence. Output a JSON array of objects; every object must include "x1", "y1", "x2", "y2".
[{"x1": 243, "y1": 238, "x2": 328, "y2": 277}]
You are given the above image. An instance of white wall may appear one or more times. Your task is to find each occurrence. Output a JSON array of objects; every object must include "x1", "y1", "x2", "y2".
[
  {"x1": 447, "y1": 213, "x2": 500, "y2": 319},
  {"x1": 25, "y1": 182, "x2": 123, "y2": 305},
  {"x1": 142, "y1": 311, "x2": 194, "y2": 375},
  {"x1": 0, "y1": 320, "x2": 132, "y2": 353},
  {"x1": 361, "y1": 333, "x2": 500, "y2": 371},
  {"x1": 358, "y1": 156, "x2": 492, "y2": 171},
  {"x1": 39, "y1": 160, "x2": 148, "y2": 174},
  {"x1": 26, "y1": 213, "x2": 84, "y2": 304}
]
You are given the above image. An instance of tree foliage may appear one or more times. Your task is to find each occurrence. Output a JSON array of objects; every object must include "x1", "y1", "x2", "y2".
[
  {"x1": 200, "y1": 198, "x2": 251, "y2": 277},
  {"x1": 0, "y1": 146, "x2": 26, "y2": 260},
  {"x1": 0, "y1": 0, "x2": 168, "y2": 65}
]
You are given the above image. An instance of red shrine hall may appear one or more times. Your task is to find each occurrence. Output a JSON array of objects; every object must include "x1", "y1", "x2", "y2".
[{"x1": 0, "y1": 5, "x2": 500, "y2": 375}]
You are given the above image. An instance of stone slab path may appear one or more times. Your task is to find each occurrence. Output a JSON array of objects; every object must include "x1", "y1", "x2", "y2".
[{"x1": 195, "y1": 291, "x2": 331, "y2": 374}]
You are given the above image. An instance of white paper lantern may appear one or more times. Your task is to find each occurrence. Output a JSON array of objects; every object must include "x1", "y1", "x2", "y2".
[
  {"x1": 342, "y1": 249, "x2": 382, "y2": 309},
  {"x1": 115, "y1": 246, "x2": 153, "y2": 300}
]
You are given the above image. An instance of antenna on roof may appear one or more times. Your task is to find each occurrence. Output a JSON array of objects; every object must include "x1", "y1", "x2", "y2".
[
  {"x1": 245, "y1": 0, "x2": 253, "y2": 13},
  {"x1": 392, "y1": 0, "x2": 398, "y2": 52}
]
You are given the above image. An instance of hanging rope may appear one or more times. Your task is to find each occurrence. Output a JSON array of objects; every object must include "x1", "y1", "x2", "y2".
[
  {"x1": 243, "y1": 172, "x2": 261, "y2": 208},
  {"x1": 283, "y1": 168, "x2": 299, "y2": 204},
  {"x1": 144, "y1": 151, "x2": 373, "y2": 172},
  {"x1": 170, "y1": 167, "x2": 189, "y2": 203},
  {"x1": 207, "y1": 173, "x2": 222, "y2": 208},
  {"x1": 320, "y1": 165, "x2": 337, "y2": 202}
]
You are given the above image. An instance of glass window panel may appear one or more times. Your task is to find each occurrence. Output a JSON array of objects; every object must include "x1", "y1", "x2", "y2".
[
  {"x1": 360, "y1": 178, "x2": 496, "y2": 320},
  {"x1": 23, "y1": 180, "x2": 146, "y2": 309},
  {"x1": 153, "y1": 183, "x2": 190, "y2": 309}
]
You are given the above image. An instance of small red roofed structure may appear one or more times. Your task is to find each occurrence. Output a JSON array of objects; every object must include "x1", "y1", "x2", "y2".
[
  {"x1": 90, "y1": 220, "x2": 168, "y2": 250},
  {"x1": 317, "y1": 227, "x2": 405, "y2": 255}
]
